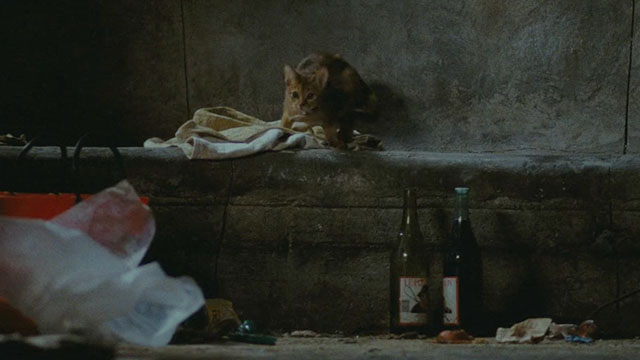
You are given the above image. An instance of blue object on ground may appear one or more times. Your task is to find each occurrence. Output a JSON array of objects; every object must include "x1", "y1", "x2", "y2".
[{"x1": 565, "y1": 335, "x2": 593, "y2": 344}]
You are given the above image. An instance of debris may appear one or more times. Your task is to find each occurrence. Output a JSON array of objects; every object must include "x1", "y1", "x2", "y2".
[
  {"x1": 204, "y1": 299, "x2": 242, "y2": 337},
  {"x1": 496, "y1": 318, "x2": 597, "y2": 344},
  {"x1": 565, "y1": 335, "x2": 594, "y2": 344},
  {"x1": 559, "y1": 320, "x2": 597, "y2": 344},
  {"x1": 548, "y1": 323, "x2": 576, "y2": 339},
  {"x1": 290, "y1": 330, "x2": 320, "y2": 338},
  {"x1": 0, "y1": 181, "x2": 204, "y2": 346},
  {"x1": 496, "y1": 318, "x2": 552, "y2": 343},
  {"x1": 572, "y1": 320, "x2": 598, "y2": 339},
  {"x1": 172, "y1": 299, "x2": 242, "y2": 344},
  {"x1": 0, "y1": 134, "x2": 27, "y2": 146},
  {"x1": 436, "y1": 330, "x2": 474, "y2": 344},
  {"x1": 228, "y1": 321, "x2": 277, "y2": 345}
]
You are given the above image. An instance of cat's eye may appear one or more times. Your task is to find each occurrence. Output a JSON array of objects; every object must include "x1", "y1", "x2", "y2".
[
  {"x1": 291, "y1": 91, "x2": 299, "y2": 99},
  {"x1": 306, "y1": 93, "x2": 316, "y2": 100}
]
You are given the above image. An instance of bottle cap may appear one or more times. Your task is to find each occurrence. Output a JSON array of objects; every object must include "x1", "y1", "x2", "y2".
[{"x1": 454, "y1": 187, "x2": 469, "y2": 194}]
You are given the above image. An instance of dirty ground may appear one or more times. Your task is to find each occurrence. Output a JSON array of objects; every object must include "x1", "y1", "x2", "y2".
[{"x1": 114, "y1": 337, "x2": 640, "y2": 360}]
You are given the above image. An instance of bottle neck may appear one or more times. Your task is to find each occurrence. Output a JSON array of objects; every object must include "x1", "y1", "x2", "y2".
[
  {"x1": 401, "y1": 188, "x2": 419, "y2": 231},
  {"x1": 454, "y1": 190, "x2": 469, "y2": 222}
]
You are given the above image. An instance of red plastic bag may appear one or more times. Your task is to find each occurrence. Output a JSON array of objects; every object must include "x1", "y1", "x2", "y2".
[
  {"x1": 0, "y1": 192, "x2": 148, "y2": 220},
  {"x1": 0, "y1": 192, "x2": 77, "y2": 220}
]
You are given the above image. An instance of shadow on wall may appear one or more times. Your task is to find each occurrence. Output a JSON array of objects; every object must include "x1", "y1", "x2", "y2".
[
  {"x1": 357, "y1": 82, "x2": 410, "y2": 145},
  {"x1": 0, "y1": 1, "x2": 132, "y2": 146}
]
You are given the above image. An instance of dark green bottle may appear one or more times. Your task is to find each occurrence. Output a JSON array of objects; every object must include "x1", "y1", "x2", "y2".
[
  {"x1": 442, "y1": 187, "x2": 483, "y2": 333},
  {"x1": 390, "y1": 188, "x2": 430, "y2": 333}
]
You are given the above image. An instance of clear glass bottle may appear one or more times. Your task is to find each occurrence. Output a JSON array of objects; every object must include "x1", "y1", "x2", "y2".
[
  {"x1": 442, "y1": 187, "x2": 483, "y2": 333},
  {"x1": 390, "y1": 188, "x2": 430, "y2": 333}
]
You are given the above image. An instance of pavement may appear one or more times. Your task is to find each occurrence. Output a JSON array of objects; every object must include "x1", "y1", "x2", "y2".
[{"x1": 115, "y1": 337, "x2": 640, "y2": 360}]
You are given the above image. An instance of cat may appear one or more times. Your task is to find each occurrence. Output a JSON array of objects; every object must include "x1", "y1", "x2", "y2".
[{"x1": 280, "y1": 53, "x2": 377, "y2": 148}]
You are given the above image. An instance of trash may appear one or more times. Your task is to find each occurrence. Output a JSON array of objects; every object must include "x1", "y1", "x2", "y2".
[
  {"x1": 228, "y1": 320, "x2": 277, "y2": 345},
  {"x1": 548, "y1": 323, "x2": 576, "y2": 339},
  {"x1": 572, "y1": 320, "x2": 598, "y2": 339},
  {"x1": 290, "y1": 330, "x2": 320, "y2": 338},
  {"x1": 0, "y1": 180, "x2": 204, "y2": 346},
  {"x1": 203, "y1": 299, "x2": 242, "y2": 337},
  {"x1": 496, "y1": 318, "x2": 552, "y2": 343},
  {"x1": 554, "y1": 320, "x2": 597, "y2": 343},
  {"x1": 496, "y1": 318, "x2": 597, "y2": 344},
  {"x1": 565, "y1": 335, "x2": 594, "y2": 344},
  {"x1": 436, "y1": 329, "x2": 474, "y2": 344},
  {"x1": 171, "y1": 298, "x2": 242, "y2": 344},
  {"x1": 0, "y1": 133, "x2": 27, "y2": 146},
  {"x1": 238, "y1": 320, "x2": 256, "y2": 334}
]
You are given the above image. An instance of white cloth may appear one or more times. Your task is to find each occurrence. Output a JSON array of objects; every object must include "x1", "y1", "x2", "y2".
[{"x1": 144, "y1": 107, "x2": 326, "y2": 159}]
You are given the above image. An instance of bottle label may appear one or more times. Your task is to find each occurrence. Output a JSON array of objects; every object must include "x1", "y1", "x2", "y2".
[
  {"x1": 398, "y1": 277, "x2": 428, "y2": 325},
  {"x1": 442, "y1": 276, "x2": 460, "y2": 325}
]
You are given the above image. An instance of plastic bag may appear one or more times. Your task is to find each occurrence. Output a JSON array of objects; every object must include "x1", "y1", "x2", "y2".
[{"x1": 0, "y1": 180, "x2": 204, "y2": 346}]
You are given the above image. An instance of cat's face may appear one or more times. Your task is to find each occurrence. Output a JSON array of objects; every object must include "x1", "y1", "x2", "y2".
[{"x1": 283, "y1": 65, "x2": 328, "y2": 115}]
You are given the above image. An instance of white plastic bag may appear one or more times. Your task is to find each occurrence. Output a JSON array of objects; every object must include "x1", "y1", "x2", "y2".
[{"x1": 0, "y1": 180, "x2": 204, "y2": 346}]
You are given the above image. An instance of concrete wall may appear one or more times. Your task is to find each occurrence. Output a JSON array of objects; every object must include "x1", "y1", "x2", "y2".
[{"x1": 1, "y1": 0, "x2": 638, "y2": 153}]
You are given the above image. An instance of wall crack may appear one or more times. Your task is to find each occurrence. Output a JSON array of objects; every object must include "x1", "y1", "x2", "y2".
[{"x1": 212, "y1": 161, "x2": 234, "y2": 298}]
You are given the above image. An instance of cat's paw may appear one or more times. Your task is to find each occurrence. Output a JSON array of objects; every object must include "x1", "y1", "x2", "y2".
[
  {"x1": 289, "y1": 114, "x2": 306, "y2": 122},
  {"x1": 291, "y1": 121, "x2": 311, "y2": 132}
]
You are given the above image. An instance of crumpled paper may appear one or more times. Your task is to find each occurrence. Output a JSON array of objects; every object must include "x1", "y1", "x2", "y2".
[
  {"x1": 496, "y1": 318, "x2": 598, "y2": 344},
  {"x1": 496, "y1": 318, "x2": 552, "y2": 343}
]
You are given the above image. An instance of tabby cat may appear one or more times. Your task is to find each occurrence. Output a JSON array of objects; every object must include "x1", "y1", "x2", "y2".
[{"x1": 280, "y1": 53, "x2": 377, "y2": 148}]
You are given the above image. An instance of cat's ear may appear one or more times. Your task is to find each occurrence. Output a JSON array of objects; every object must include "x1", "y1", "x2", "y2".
[
  {"x1": 284, "y1": 65, "x2": 299, "y2": 86},
  {"x1": 315, "y1": 67, "x2": 329, "y2": 88}
]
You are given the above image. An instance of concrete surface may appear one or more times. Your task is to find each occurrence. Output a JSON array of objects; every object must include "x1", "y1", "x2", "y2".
[
  {"x1": 2, "y1": 147, "x2": 640, "y2": 337},
  {"x1": 184, "y1": 0, "x2": 632, "y2": 153},
  {"x1": 629, "y1": 0, "x2": 640, "y2": 153},
  {"x1": 1, "y1": 0, "x2": 638, "y2": 153},
  {"x1": 116, "y1": 337, "x2": 640, "y2": 360}
]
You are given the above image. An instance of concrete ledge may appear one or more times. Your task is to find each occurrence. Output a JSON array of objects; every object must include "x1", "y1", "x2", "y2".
[{"x1": 1, "y1": 147, "x2": 639, "y2": 336}]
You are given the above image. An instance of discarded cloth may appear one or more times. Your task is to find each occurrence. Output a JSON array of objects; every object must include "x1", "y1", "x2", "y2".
[
  {"x1": 496, "y1": 318, "x2": 552, "y2": 343},
  {"x1": 144, "y1": 107, "x2": 382, "y2": 159}
]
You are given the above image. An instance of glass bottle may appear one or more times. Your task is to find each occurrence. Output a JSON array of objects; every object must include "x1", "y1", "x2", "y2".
[
  {"x1": 390, "y1": 188, "x2": 430, "y2": 333},
  {"x1": 442, "y1": 187, "x2": 483, "y2": 333}
]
